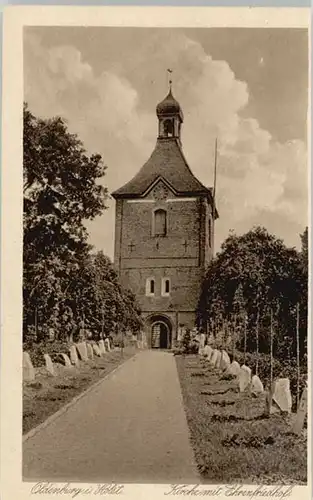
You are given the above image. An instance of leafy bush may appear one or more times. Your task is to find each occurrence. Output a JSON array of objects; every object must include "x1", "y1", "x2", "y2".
[
  {"x1": 182, "y1": 330, "x2": 191, "y2": 351},
  {"x1": 198, "y1": 227, "x2": 308, "y2": 359},
  {"x1": 173, "y1": 347, "x2": 185, "y2": 356},
  {"x1": 179, "y1": 330, "x2": 200, "y2": 354},
  {"x1": 23, "y1": 340, "x2": 72, "y2": 367},
  {"x1": 189, "y1": 341, "x2": 200, "y2": 354}
]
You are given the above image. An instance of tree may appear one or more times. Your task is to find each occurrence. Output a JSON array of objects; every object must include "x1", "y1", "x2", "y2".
[
  {"x1": 23, "y1": 106, "x2": 143, "y2": 343},
  {"x1": 23, "y1": 104, "x2": 108, "y2": 259},
  {"x1": 23, "y1": 104, "x2": 108, "y2": 339},
  {"x1": 198, "y1": 226, "x2": 307, "y2": 360},
  {"x1": 73, "y1": 251, "x2": 143, "y2": 338},
  {"x1": 298, "y1": 226, "x2": 308, "y2": 362},
  {"x1": 300, "y1": 227, "x2": 308, "y2": 271}
]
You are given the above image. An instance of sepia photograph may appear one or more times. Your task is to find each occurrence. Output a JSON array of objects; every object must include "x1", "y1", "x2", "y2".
[{"x1": 1, "y1": 6, "x2": 310, "y2": 497}]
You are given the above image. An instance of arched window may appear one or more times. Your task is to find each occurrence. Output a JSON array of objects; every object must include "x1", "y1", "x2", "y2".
[
  {"x1": 163, "y1": 119, "x2": 174, "y2": 137},
  {"x1": 146, "y1": 278, "x2": 155, "y2": 296},
  {"x1": 153, "y1": 209, "x2": 167, "y2": 237},
  {"x1": 161, "y1": 277, "x2": 170, "y2": 296}
]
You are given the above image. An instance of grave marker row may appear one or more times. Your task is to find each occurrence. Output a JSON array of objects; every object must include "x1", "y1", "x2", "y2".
[
  {"x1": 23, "y1": 337, "x2": 113, "y2": 384},
  {"x1": 200, "y1": 341, "x2": 303, "y2": 430}
]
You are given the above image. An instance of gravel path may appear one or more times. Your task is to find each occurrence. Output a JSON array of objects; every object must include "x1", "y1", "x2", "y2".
[{"x1": 23, "y1": 350, "x2": 199, "y2": 484}]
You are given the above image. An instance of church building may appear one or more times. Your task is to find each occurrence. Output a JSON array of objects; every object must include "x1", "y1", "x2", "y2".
[{"x1": 112, "y1": 84, "x2": 218, "y2": 349}]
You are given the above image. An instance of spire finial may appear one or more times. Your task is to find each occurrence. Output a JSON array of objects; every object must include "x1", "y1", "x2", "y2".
[{"x1": 167, "y1": 68, "x2": 173, "y2": 91}]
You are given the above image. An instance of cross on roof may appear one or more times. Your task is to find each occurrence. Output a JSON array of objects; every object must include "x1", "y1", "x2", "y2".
[
  {"x1": 128, "y1": 242, "x2": 135, "y2": 252},
  {"x1": 182, "y1": 240, "x2": 188, "y2": 252},
  {"x1": 167, "y1": 68, "x2": 173, "y2": 89}
]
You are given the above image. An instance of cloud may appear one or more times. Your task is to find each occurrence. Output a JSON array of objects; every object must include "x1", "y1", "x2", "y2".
[{"x1": 24, "y1": 31, "x2": 307, "y2": 258}]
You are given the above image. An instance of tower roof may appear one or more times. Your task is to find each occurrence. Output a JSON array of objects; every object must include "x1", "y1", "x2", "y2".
[
  {"x1": 112, "y1": 138, "x2": 216, "y2": 205},
  {"x1": 156, "y1": 88, "x2": 183, "y2": 120},
  {"x1": 112, "y1": 86, "x2": 218, "y2": 218}
]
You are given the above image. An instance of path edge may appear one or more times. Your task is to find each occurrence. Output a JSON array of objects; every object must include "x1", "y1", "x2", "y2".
[
  {"x1": 173, "y1": 355, "x2": 201, "y2": 482},
  {"x1": 23, "y1": 352, "x2": 139, "y2": 443}
]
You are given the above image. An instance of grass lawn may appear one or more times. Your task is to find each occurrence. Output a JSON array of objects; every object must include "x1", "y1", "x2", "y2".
[
  {"x1": 23, "y1": 347, "x2": 137, "y2": 435},
  {"x1": 176, "y1": 354, "x2": 307, "y2": 485}
]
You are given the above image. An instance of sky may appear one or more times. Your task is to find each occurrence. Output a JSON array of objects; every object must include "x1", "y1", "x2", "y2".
[{"x1": 24, "y1": 27, "x2": 308, "y2": 259}]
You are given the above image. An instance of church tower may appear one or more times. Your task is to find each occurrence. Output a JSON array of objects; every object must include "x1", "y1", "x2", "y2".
[{"x1": 112, "y1": 85, "x2": 218, "y2": 348}]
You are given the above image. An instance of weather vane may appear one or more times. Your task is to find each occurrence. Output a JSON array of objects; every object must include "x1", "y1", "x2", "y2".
[{"x1": 167, "y1": 68, "x2": 173, "y2": 90}]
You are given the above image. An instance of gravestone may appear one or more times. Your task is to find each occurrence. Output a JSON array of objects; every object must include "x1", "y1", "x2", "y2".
[
  {"x1": 76, "y1": 342, "x2": 88, "y2": 361},
  {"x1": 23, "y1": 352, "x2": 35, "y2": 382},
  {"x1": 292, "y1": 387, "x2": 308, "y2": 435},
  {"x1": 69, "y1": 345, "x2": 79, "y2": 366},
  {"x1": 44, "y1": 354, "x2": 56, "y2": 376},
  {"x1": 251, "y1": 375, "x2": 264, "y2": 395},
  {"x1": 142, "y1": 332, "x2": 148, "y2": 349},
  {"x1": 226, "y1": 360, "x2": 241, "y2": 377},
  {"x1": 92, "y1": 343, "x2": 102, "y2": 357},
  {"x1": 203, "y1": 345, "x2": 212, "y2": 359},
  {"x1": 238, "y1": 365, "x2": 251, "y2": 392},
  {"x1": 214, "y1": 350, "x2": 222, "y2": 369},
  {"x1": 272, "y1": 378, "x2": 292, "y2": 413},
  {"x1": 209, "y1": 349, "x2": 218, "y2": 366},
  {"x1": 60, "y1": 353, "x2": 72, "y2": 367},
  {"x1": 220, "y1": 350, "x2": 231, "y2": 371},
  {"x1": 209, "y1": 349, "x2": 217, "y2": 366},
  {"x1": 86, "y1": 343, "x2": 94, "y2": 360},
  {"x1": 104, "y1": 338, "x2": 111, "y2": 352},
  {"x1": 265, "y1": 384, "x2": 279, "y2": 416},
  {"x1": 98, "y1": 340, "x2": 106, "y2": 355}
]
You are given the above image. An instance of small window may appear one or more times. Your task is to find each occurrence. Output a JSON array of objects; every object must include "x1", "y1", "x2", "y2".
[
  {"x1": 164, "y1": 119, "x2": 174, "y2": 137},
  {"x1": 153, "y1": 209, "x2": 167, "y2": 237},
  {"x1": 146, "y1": 278, "x2": 155, "y2": 296},
  {"x1": 162, "y1": 278, "x2": 170, "y2": 296}
]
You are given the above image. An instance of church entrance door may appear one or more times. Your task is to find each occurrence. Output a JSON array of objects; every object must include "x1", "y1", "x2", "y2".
[
  {"x1": 159, "y1": 323, "x2": 168, "y2": 349},
  {"x1": 151, "y1": 321, "x2": 170, "y2": 349}
]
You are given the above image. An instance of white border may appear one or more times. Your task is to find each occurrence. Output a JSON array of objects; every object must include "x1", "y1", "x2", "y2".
[{"x1": 1, "y1": 6, "x2": 311, "y2": 500}]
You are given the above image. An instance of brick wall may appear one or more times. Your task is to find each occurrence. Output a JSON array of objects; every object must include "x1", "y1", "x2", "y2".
[
  {"x1": 119, "y1": 197, "x2": 200, "y2": 262},
  {"x1": 114, "y1": 182, "x2": 213, "y2": 342}
]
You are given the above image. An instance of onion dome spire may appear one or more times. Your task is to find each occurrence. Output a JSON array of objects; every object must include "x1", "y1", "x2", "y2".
[{"x1": 156, "y1": 71, "x2": 184, "y2": 140}]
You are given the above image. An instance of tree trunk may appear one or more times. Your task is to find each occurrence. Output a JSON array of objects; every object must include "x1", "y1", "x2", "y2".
[
  {"x1": 232, "y1": 315, "x2": 236, "y2": 360},
  {"x1": 34, "y1": 307, "x2": 38, "y2": 340}
]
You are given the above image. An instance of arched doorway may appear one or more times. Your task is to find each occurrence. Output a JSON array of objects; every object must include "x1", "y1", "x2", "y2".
[{"x1": 148, "y1": 315, "x2": 172, "y2": 349}]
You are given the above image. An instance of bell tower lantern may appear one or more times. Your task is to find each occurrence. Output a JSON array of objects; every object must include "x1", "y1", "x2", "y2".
[{"x1": 156, "y1": 86, "x2": 184, "y2": 142}]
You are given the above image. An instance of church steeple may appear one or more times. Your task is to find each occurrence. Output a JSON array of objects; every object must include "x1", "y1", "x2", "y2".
[
  {"x1": 113, "y1": 82, "x2": 218, "y2": 222},
  {"x1": 156, "y1": 85, "x2": 184, "y2": 142}
]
